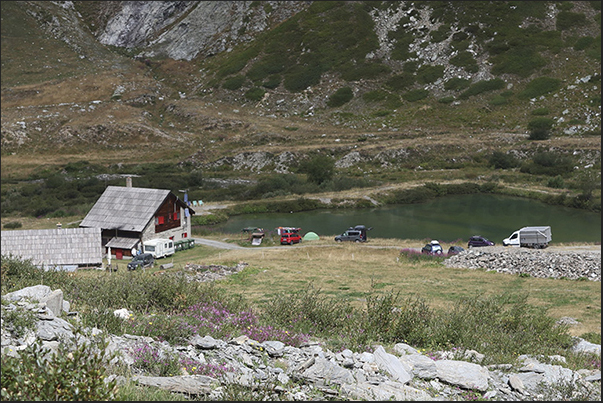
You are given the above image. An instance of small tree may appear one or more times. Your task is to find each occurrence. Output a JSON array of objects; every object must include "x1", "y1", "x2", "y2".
[
  {"x1": 300, "y1": 155, "x2": 335, "y2": 185},
  {"x1": 527, "y1": 117, "x2": 555, "y2": 140}
]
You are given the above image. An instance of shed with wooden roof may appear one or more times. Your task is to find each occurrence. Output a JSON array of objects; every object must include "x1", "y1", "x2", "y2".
[
  {"x1": 1, "y1": 227, "x2": 102, "y2": 271},
  {"x1": 79, "y1": 185, "x2": 195, "y2": 260}
]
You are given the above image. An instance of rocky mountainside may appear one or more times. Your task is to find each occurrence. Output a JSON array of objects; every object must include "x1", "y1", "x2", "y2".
[{"x1": 1, "y1": 1, "x2": 600, "y2": 161}]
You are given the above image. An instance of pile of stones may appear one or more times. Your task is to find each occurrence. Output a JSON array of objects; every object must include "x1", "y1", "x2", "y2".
[{"x1": 443, "y1": 247, "x2": 601, "y2": 282}]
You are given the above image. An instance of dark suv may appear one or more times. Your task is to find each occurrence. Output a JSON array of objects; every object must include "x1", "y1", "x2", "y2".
[
  {"x1": 467, "y1": 235, "x2": 495, "y2": 248},
  {"x1": 127, "y1": 253, "x2": 154, "y2": 271},
  {"x1": 334, "y1": 225, "x2": 372, "y2": 242}
]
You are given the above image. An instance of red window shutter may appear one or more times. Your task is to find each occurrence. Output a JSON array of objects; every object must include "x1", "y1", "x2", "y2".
[{"x1": 158, "y1": 216, "x2": 165, "y2": 224}]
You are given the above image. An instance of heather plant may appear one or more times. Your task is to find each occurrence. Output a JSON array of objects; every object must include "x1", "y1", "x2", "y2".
[{"x1": 128, "y1": 341, "x2": 235, "y2": 378}]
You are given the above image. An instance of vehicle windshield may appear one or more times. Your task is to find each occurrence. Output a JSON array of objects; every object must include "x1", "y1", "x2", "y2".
[
  {"x1": 132, "y1": 255, "x2": 144, "y2": 262},
  {"x1": 145, "y1": 245, "x2": 155, "y2": 251}
]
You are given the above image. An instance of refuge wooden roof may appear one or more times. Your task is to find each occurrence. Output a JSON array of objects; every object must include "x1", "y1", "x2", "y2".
[
  {"x1": 1, "y1": 227, "x2": 102, "y2": 267},
  {"x1": 80, "y1": 186, "x2": 173, "y2": 232}
]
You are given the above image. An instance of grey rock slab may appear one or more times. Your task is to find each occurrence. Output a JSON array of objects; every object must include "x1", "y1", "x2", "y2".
[
  {"x1": 36, "y1": 317, "x2": 74, "y2": 341},
  {"x1": 342, "y1": 380, "x2": 434, "y2": 401},
  {"x1": 41, "y1": 289, "x2": 64, "y2": 317},
  {"x1": 373, "y1": 345, "x2": 413, "y2": 384},
  {"x1": 435, "y1": 359, "x2": 490, "y2": 391},
  {"x1": 572, "y1": 338, "x2": 601, "y2": 356},
  {"x1": 400, "y1": 353, "x2": 438, "y2": 379},
  {"x1": 301, "y1": 356, "x2": 355, "y2": 386},
  {"x1": 133, "y1": 374, "x2": 217, "y2": 395},
  {"x1": 3, "y1": 285, "x2": 51, "y2": 302}
]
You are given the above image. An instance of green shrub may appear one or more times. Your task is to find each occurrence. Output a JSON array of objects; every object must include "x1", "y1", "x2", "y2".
[
  {"x1": 246, "y1": 56, "x2": 286, "y2": 82},
  {"x1": 556, "y1": 11, "x2": 587, "y2": 31},
  {"x1": 217, "y1": 46, "x2": 260, "y2": 77},
  {"x1": 547, "y1": 176, "x2": 565, "y2": 189},
  {"x1": 2, "y1": 221, "x2": 22, "y2": 229},
  {"x1": 520, "y1": 151, "x2": 574, "y2": 176},
  {"x1": 518, "y1": 77, "x2": 562, "y2": 99},
  {"x1": 450, "y1": 51, "x2": 479, "y2": 73},
  {"x1": 444, "y1": 77, "x2": 471, "y2": 91},
  {"x1": 402, "y1": 89, "x2": 429, "y2": 102},
  {"x1": 298, "y1": 154, "x2": 335, "y2": 185},
  {"x1": 262, "y1": 74, "x2": 281, "y2": 89},
  {"x1": 416, "y1": 64, "x2": 445, "y2": 84},
  {"x1": 489, "y1": 151, "x2": 519, "y2": 169},
  {"x1": 491, "y1": 47, "x2": 547, "y2": 78},
  {"x1": 386, "y1": 73, "x2": 415, "y2": 91},
  {"x1": 459, "y1": 78, "x2": 506, "y2": 99},
  {"x1": 489, "y1": 95, "x2": 508, "y2": 105},
  {"x1": 438, "y1": 96, "x2": 455, "y2": 104},
  {"x1": 0, "y1": 331, "x2": 118, "y2": 401},
  {"x1": 283, "y1": 63, "x2": 323, "y2": 92},
  {"x1": 531, "y1": 107, "x2": 550, "y2": 115},
  {"x1": 244, "y1": 87, "x2": 266, "y2": 102},
  {"x1": 573, "y1": 36, "x2": 595, "y2": 51},
  {"x1": 192, "y1": 211, "x2": 229, "y2": 226},
  {"x1": 339, "y1": 61, "x2": 391, "y2": 81},
  {"x1": 327, "y1": 87, "x2": 354, "y2": 107},
  {"x1": 527, "y1": 117, "x2": 555, "y2": 140},
  {"x1": 363, "y1": 90, "x2": 387, "y2": 102},
  {"x1": 222, "y1": 75, "x2": 247, "y2": 90}
]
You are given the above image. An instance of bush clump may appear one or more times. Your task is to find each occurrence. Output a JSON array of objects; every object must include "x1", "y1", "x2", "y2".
[
  {"x1": 1, "y1": 331, "x2": 118, "y2": 401},
  {"x1": 459, "y1": 78, "x2": 506, "y2": 99},
  {"x1": 527, "y1": 117, "x2": 555, "y2": 140},
  {"x1": 518, "y1": 77, "x2": 562, "y2": 99},
  {"x1": 222, "y1": 75, "x2": 247, "y2": 90},
  {"x1": 327, "y1": 87, "x2": 354, "y2": 107}
]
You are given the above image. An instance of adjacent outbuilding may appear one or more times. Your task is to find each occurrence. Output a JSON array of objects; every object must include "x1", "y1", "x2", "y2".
[{"x1": 0, "y1": 227, "x2": 102, "y2": 271}]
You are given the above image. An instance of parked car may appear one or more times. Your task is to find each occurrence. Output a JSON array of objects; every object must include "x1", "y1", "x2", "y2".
[
  {"x1": 447, "y1": 245, "x2": 465, "y2": 255},
  {"x1": 334, "y1": 225, "x2": 372, "y2": 242},
  {"x1": 467, "y1": 235, "x2": 495, "y2": 248},
  {"x1": 421, "y1": 240, "x2": 444, "y2": 255},
  {"x1": 127, "y1": 253, "x2": 154, "y2": 271},
  {"x1": 280, "y1": 232, "x2": 302, "y2": 245}
]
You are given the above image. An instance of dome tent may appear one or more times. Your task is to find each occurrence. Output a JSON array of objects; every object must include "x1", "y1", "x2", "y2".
[{"x1": 303, "y1": 231, "x2": 320, "y2": 241}]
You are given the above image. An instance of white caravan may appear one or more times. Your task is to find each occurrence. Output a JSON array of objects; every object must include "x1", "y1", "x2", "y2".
[{"x1": 143, "y1": 238, "x2": 175, "y2": 258}]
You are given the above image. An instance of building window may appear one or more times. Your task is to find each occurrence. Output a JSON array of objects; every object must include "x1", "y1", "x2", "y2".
[
  {"x1": 173, "y1": 211, "x2": 179, "y2": 220},
  {"x1": 155, "y1": 216, "x2": 165, "y2": 225}
]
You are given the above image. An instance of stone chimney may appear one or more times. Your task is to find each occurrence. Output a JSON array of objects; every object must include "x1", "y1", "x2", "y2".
[{"x1": 126, "y1": 176, "x2": 132, "y2": 187}]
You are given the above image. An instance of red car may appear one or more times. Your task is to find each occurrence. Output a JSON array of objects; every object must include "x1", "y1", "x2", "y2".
[{"x1": 280, "y1": 232, "x2": 302, "y2": 245}]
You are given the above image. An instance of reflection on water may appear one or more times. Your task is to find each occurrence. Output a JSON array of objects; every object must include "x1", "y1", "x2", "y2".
[{"x1": 213, "y1": 194, "x2": 601, "y2": 243}]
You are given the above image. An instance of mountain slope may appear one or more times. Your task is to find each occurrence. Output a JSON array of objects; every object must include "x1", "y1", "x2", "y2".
[{"x1": 0, "y1": 1, "x2": 600, "y2": 219}]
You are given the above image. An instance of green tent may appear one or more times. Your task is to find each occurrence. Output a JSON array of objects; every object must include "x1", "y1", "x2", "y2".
[{"x1": 303, "y1": 231, "x2": 320, "y2": 240}]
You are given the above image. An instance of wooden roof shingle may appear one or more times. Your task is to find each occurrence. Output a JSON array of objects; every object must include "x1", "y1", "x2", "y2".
[{"x1": 80, "y1": 186, "x2": 171, "y2": 232}]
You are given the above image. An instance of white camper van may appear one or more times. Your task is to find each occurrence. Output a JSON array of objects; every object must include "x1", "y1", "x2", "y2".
[
  {"x1": 502, "y1": 226, "x2": 552, "y2": 249},
  {"x1": 143, "y1": 238, "x2": 175, "y2": 258}
]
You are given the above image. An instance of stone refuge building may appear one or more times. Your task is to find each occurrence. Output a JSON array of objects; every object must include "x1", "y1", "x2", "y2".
[
  {"x1": 79, "y1": 182, "x2": 195, "y2": 260},
  {"x1": 0, "y1": 227, "x2": 102, "y2": 271}
]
